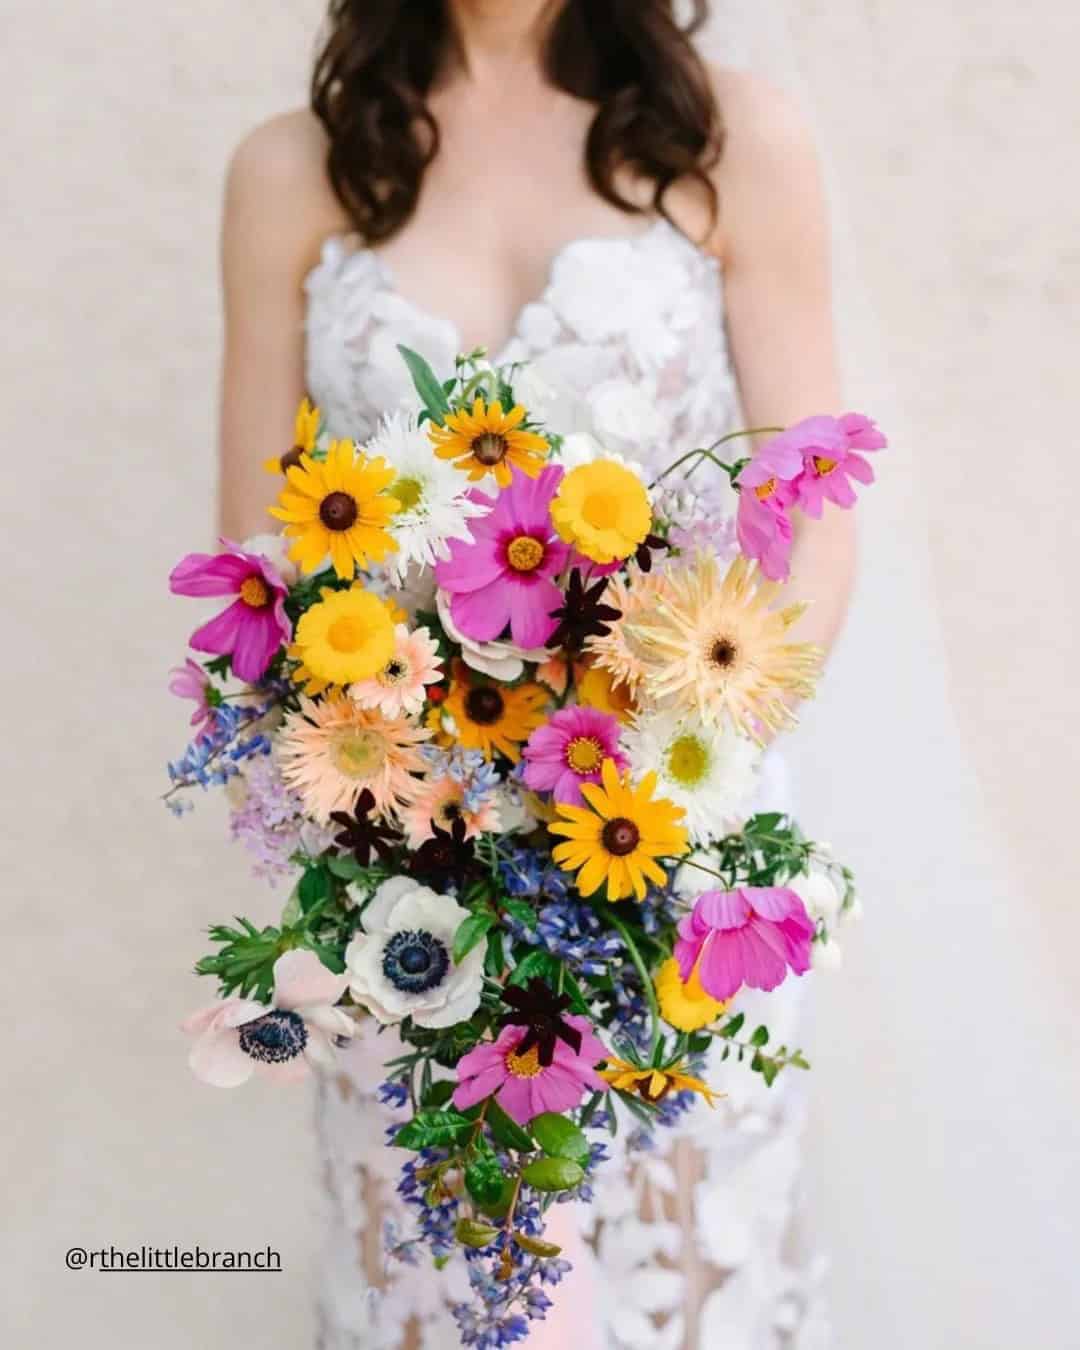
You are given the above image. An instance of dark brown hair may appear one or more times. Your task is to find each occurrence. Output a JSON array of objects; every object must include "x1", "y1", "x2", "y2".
[{"x1": 311, "y1": 1, "x2": 721, "y2": 245}]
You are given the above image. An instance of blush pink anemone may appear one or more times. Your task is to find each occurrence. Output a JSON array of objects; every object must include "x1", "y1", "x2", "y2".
[
  {"x1": 452, "y1": 1014, "x2": 607, "y2": 1125},
  {"x1": 521, "y1": 704, "x2": 627, "y2": 806},
  {"x1": 170, "y1": 539, "x2": 291, "y2": 683},
  {"x1": 182, "y1": 949, "x2": 353, "y2": 1087},
  {"x1": 434, "y1": 464, "x2": 574, "y2": 650},
  {"x1": 675, "y1": 886, "x2": 815, "y2": 1003}
]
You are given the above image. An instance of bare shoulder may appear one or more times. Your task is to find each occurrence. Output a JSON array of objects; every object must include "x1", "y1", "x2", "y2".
[{"x1": 224, "y1": 108, "x2": 350, "y2": 276}]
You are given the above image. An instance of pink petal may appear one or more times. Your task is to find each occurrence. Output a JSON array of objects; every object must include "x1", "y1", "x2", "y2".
[
  {"x1": 743, "y1": 886, "x2": 802, "y2": 922},
  {"x1": 189, "y1": 601, "x2": 245, "y2": 657},
  {"x1": 230, "y1": 610, "x2": 288, "y2": 683},
  {"x1": 169, "y1": 552, "x2": 250, "y2": 597},
  {"x1": 844, "y1": 452, "x2": 876, "y2": 485},
  {"x1": 272, "y1": 949, "x2": 349, "y2": 1011},
  {"x1": 256, "y1": 1055, "x2": 311, "y2": 1084},
  {"x1": 733, "y1": 926, "x2": 790, "y2": 993},
  {"x1": 452, "y1": 1061, "x2": 508, "y2": 1113},
  {"x1": 450, "y1": 584, "x2": 513, "y2": 642},
  {"x1": 434, "y1": 539, "x2": 507, "y2": 594},
  {"x1": 697, "y1": 932, "x2": 748, "y2": 1002},
  {"x1": 495, "y1": 1075, "x2": 538, "y2": 1125},
  {"x1": 188, "y1": 1029, "x2": 255, "y2": 1088},
  {"x1": 694, "y1": 889, "x2": 753, "y2": 931},
  {"x1": 509, "y1": 577, "x2": 562, "y2": 649}
]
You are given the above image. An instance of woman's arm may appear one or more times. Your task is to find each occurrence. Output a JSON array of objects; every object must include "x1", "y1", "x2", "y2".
[
  {"x1": 218, "y1": 111, "x2": 347, "y2": 541},
  {"x1": 712, "y1": 71, "x2": 854, "y2": 653}
]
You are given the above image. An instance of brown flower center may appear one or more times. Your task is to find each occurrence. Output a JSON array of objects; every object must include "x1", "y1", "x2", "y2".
[
  {"x1": 319, "y1": 490, "x2": 359, "y2": 532},
  {"x1": 813, "y1": 456, "x2": 838, "y2": 476},
  {"x1": 239, "y1": 575, "x2": 271, "y2": 609},
  {"x1": 636, "y1": 1074, "x2": 673, "y2": 1104},
  {"x1": 505, "y1": 1044, "x2": 543, "y2": 1079},
  {"x1": 709, "y1": 637, "x2": 738, "y2": 670},
  {"x1": 506, "y1": 534, "x2": 546, "y2": 573},
  {"x1": 279, "y1": 445, "x2": 305, "y2": 474},
  {"x1": 377, "y1": 658, "x2": 409, "y2": 687},
  {"x1": 465, "y1": 686, "x2": 505, "y2": 726},
  {"x1": 472, "y1": 432, "x2": 509, "y2": 466},
  {"x1": 602, "y1": 817, "x2": 640, "y2": 857}
]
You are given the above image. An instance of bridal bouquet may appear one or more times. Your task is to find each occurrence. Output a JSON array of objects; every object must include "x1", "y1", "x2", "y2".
[{"x1": 166, "y1": 348, "x2": 883, "y2": 1345}]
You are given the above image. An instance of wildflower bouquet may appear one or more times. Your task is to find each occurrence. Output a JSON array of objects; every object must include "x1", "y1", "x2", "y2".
[{"x1": 167, "y1": 348, "x2": 883, "y2": 1343}]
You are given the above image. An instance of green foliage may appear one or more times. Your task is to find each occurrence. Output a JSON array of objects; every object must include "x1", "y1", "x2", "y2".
[
  {"x1": 513, "y1": 1233, "x2": 564, "y2": 1258},
  {"x1": 394, "y1": 1109, "x2": 473, "y2": 1152},
  {"x1": 453, "y1": 911, "x2": 496, "y2": 964},
  {"x1": 398, "y1": 344, "x2": 451, "y2": 425},
  {"x1": 484, "y1": 1100, "x2": 535, "y2": 1153},
  {"x1": 521, "y1": 1157, "x2": 585, "y2": 1193},
  {"x1": 531, "y1": 1113, "x2": 590, "y2": 1165},
  {"x1": 455, "y1": 1218, "x2": 500, "y2": 1249},
  {"x1": 465, "y1": 1155, "x2": 508, "y2": 1207}
]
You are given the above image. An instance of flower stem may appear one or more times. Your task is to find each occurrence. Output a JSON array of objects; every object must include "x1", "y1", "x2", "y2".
[
  {"x1": 607, "y1": 911, "x2": 663, "y2": 1061},
  {"x1": 649, "y1": 428, "x2": 784, "y2": 489}
]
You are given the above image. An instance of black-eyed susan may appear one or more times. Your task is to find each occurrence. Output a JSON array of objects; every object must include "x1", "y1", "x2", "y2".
[
  {"x1": 599, "y1": 1054, "x2": 722, "y2": 1107},
  {"x1": 550, "y1": 460, "x2": 652, "y2": 565},
  {"x1": 633, "y1": 554, "x2": 822, "y2": 743},
  {"x1": 290, "y1": 587, "x2": 396, "y2": 693},
  {"x1": 269, "y1": 440, "x2": 401, "y2": 580},
  {"x1": 429, "y1": 397, "x2": 549, "y2": 488},
  {"x1": 549, "y1": 758, "x2": 688, "y2": 902},
  {"x1": 263, "y1": 397, "x2": 321, "y2": 475},
  {"x1": 432, "y1": 666, "x2": 548, "y2": 763},
  {"x1": 655, "y1": 956, "x2": 730, "y2": 1033}
]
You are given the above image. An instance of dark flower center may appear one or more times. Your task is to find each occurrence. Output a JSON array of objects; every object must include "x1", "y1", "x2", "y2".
[
  {"x1": 465, "y1": 686, "x2": 505, "y2": 726},
  {"x1": 382, "y1": 930, "x2": 450, "y2": 994},
  {"x1": 472, "y1": 432, "x2": 509, "y2": 466},
  {"x1": 279, "y1": 445, "x2": 305, "y2": 473},
  {"x1": 709, "y1": 637, "x2": 738, "y2": 670},
  {"x1": 319, "y1": 490, "x2": 359, "y2": 532},
  {"x1": 237, "y1": 1009, "x2": 308, "y2": 1064},
  {"x1": 602, "y1": 817, "x2": 640, "y2": 857}
]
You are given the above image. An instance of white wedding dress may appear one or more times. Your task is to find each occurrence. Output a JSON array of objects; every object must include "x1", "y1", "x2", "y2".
[{"x1": 304, "y1": 219, "x2": 830, "y2": 1350}]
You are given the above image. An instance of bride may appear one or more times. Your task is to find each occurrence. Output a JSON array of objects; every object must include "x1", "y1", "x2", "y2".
[{"x1": 218, "y1": 2, "x2": 848, "y2": 1346}]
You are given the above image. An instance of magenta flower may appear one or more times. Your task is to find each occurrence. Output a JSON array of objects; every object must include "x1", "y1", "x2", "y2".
[
  {"x1": 521, "y1": 705, "x2": 626, "y2": 805},
  {"x1": 434, "y1": 465, "x2": 574, "y2": 650},
  {"x1": 168, "y1": 657, "x2": 215, "y2": 732},
  {"x1": 675, "y1": 886, "x2": 815, "y2": 1002},
  {"x1": 739, "y1": 413, "x2": 887, "y2": 521},
  {"x1": 452, "y1": 1013, "x2": 607, "y2": 1125},
  {"x1": 736, "y1": 486, "x2": 795, "y2": 582},
  {"x1": 169, "y1": 539, "x2": 291, "y2": 683}
]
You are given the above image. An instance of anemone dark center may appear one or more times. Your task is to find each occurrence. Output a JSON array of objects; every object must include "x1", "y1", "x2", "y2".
[
  {"x1": 602, "y1": 817, "x2": 641, "y2": 857},
  {"x1": 465, "y1": 686, "x2": 505, "y2": 726},
  {"x1": 279, "y1": 445, "x2": 305, "y2": 473},
  {"x1": 319, "y1": 490, "x2": 359, "y2": 532},
  {"x1": 472, "y1": 432, "x2": 509, "y2": 466},
  {"x1": 382, "y1": 930, "x2": 450, "y2": 994},
  {"x1": 237, "y1": 1009, "x2": 308, "y2": 1064},
  {"x1": 709, "y1": 636, "x2": 738, "y2": 670}
]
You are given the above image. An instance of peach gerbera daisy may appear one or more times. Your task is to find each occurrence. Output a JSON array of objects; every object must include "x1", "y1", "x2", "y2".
[
  {"x1": 348, "y1": 624, "x2": 444, "y2": 718},
  {"x1": 583, "y1": 566, "x2": 672, "y2": 698},
  {"x1": 277, "y1": 693, "x2": 430, "y2": 824},
  {"x1": 632, "y1": 554, "x2": 822, "y2": 742},
  {"x1": 399, "y1": 774, "x2": 501, "y2": 849}
]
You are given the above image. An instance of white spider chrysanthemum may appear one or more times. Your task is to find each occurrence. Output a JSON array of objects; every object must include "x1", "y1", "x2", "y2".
[
  {"x1": 367, "y1": 410, "x2": 490, "y2": 581},
  {"x1": 622, "y1": 707, "x2": 761, "y2": 847}
]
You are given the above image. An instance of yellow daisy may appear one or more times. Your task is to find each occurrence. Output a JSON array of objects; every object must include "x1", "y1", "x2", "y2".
[
  {"x1": 289, "y1": 587, "x2": 396, "y2": 694},
  {"x1": 429, "y1": 398, "x2": 550, "y2": 488},
  {"x1": 633, "y1": 554, "x2": 822, "y2": 742},
  {"x1": 263, "y1": 397, "x2": 320, "y2": 475},
  {"x1": 655, "y1": 956, "x2": 730, "y2": 1032},
  {"x1": 599, "y1": 1055, "x2": 722, "y2": 1107},
  {"x1": 433, "y1": 666, "x2": 548, "y2": 763},
  {"x1": 583, "y1": 568, "x2": 672, "y2": 700},
  {"x1": 269, "y1": 440, "x2": 400, "y2": 580},
  {"x1": 277, "y1": 693, "x2": 430, "y2": 824},
  {"x1": 550, "y1": 461, "x2": 652, "y2": 564},
  {"x1": 576, "y1": 664, "x2": 636, "y2": 724},
  {"x1": 549, "y1": 758, "x2": 688, "y2": 902}
]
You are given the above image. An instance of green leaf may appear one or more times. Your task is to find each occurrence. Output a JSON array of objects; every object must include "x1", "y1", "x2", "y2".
[
  {"x1": 422, "y1": 1080, "x2": 456, "y2": 1110},
  {"x1": 298, "y1": 864, "x2": 331, "y2": 913},
  {"x1": 397, "y1": 344, "x2": 450, "y2": 424},
  {"x1": 393, "y1": 1109, "x2": 473, "y2": 1151},
  {"x1": 502, "y1": 897, "x2": 538, "y2": 929},
  {"x1": 559, "y1": 969, "x2": 591, "y2": 1017},
  {"x1": 531, "y1": 1113, "x2": 590, "y2": 1165},
  {"x1": 475, "y1": 1178, "x2": 516, "y2": 1220},
  {"x1": 522, "y1": 1157, "x2": 585, "y2": 1193},
  {"x1": 484, "y1": 929, "x2": 506, "y2": 978},
  {"x1": 751, "y1": 1052, "x2": 779, "y2": 1088},
  {"x1": 508, "y1": 950, "x2": 558, "y2": 987},
  {"x1": 750, "y1": 1025, "x2": 770, "y2": 1047},
  {"x1": 455, "y1": 1218, "x2": 500, "y2": 1249},
  {"x1": 326, "y1": 854, "x2": 366, "y2": 881},
  {"x1": 453, "y1": 912, "x2": 496, "y2": 964},
  {"x1": 513, "y1": 1233, "x2": 563, "y2": 1258},
  {"x1": 719, "y1": 1012, "x2": 745, "y2": 1039},
  {"x1": 465, "y1": 1156, "x2": 507, "y2": 1207},
  {"x1": 485, "y1": 1100, "x2": 535, "y2": 1153}
]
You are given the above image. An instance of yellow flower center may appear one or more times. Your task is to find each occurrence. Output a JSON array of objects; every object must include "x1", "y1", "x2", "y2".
[
  {"x1": 239, "y1": 576, "x2": 271, "y2": 609},
  {"x1": 327, "y1": 616, "x2": 374, "y2": 654},
  {"x1": 667, "y1": 734, "x2": 709, "y2": 787},
  {"x1": 582, "y1": 493, "x2": 619, "y2": 529},
  {"x1": 330, "y1": 729, "x2": 386, "y2": 779},
  {"x1": 813, "y1": 456, "x2": 838, "y2": 476},
  {"x1": 391, "y1": 475, "x2": 423, "y2": 512},
  {"x1": 506, "y1": 1044, "x2": 543, "y2": 1079},
  {"x1": 506, "y1": 535, "x2": 545, "y2": 573},
  {"x1": 472, "y1": 432, "x2": 509, "y2": 466},
  {"x1": 754, "y1": 478, "x2": 777, "y2": 501},
  {"x1": 566, "y1": 735, "x2": 603, "y2": 774}
]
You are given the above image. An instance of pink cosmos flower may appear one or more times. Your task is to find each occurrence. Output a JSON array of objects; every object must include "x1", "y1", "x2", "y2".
[
  {"x1": 739, "y1": 414, "x2": 886, "y2": 522},
  {"x1": 452, "y1": 1014, "x2": 607, "y2": 1125},
  {"x1": 434, "y1": 465, "x2": 574, "y2": 650},
  {"x1": 521, "y1": 705, "x2": 627, "y2": 805},
  {"x1": 735, "y1": 486, "x2": 795, "y2": 582},
  {"x1": 169, "y1": 539, "x2": 291, "y2": 683},
  {"x1": 168, "y1": 657, "x2": 214, "y2": 732},
  {"x1": 182, "y1": 949, "x2": 353, "y2": 1088},
  {"x1": 675, "y1": 886, "x2": 815, "y2": 1002}
]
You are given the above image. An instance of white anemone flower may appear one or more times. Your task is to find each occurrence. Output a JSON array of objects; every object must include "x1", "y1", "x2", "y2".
[
  {"x1": 368, "y1": 410, "x2": 490, "y2": 581},
  {"x1": 344, "y1": 877, "x2": 485, "y2": 1029},
  {"x1": 623, "y1": 707, "x2": 761, "y2": 847}
]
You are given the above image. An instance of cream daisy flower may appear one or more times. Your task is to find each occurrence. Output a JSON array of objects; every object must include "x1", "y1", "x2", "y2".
[
  {"x1": 632, "y1": 555, "x2": 822, "y2": 741},
  {"x1": 622, "y1": 707, "x2": 760, "y2": 846},
  {"x1": 277, "y1": 693, "x2": 430, "y2": 824},
  {"x1": 368, "y1": 410, "x2": 490, "y2": 581},
  {"x1": 583, "y1": 566, "x2": 672, "y2": 698}
]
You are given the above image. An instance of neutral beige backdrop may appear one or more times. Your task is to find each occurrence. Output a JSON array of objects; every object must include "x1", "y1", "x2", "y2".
[{"x1": 3, "y1": 2, "x2": 1077, "y2": 1347}]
